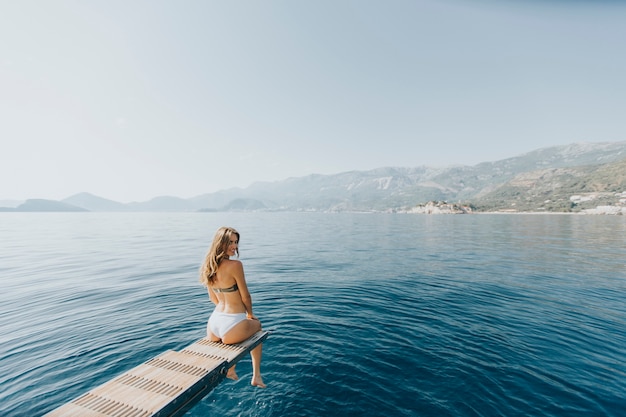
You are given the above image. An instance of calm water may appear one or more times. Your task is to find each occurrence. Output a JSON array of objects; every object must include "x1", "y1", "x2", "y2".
[{"x1": 0, "y1": 212, "x2": 624, "y2": 417}]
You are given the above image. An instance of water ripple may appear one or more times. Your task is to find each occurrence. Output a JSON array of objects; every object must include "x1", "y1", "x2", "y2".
[{"x1": 1, "y1": 213, "x2": 625, "y2": 416}]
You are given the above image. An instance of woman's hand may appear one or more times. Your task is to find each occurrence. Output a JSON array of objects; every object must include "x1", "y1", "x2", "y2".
[{"x1": 247, "y1": 314, "x2": 259, "y2": 321}]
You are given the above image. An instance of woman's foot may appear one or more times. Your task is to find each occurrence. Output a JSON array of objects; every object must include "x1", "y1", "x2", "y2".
[
  {"x1": 251, "y1": 374, "x2": 266, "y2": 388},
  {"x1": 226, "y1": 366, "x2": 239, "y2": 381}
]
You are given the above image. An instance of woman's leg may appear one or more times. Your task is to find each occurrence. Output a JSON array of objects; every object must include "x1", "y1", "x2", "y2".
[
  {"x1": 222, "y1": 319, "x2": 265, "y2": 388},
  {"x1": 249, "y1": 344, "x2": 265, "y2": 388},
  {"x1": 221, "y1": 317, "x2": 261, "y2": 344}
]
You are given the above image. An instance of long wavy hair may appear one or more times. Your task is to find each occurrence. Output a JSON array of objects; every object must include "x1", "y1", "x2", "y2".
[{"x1": 199, "y1": 226, "x2": 240, "y2": 287}]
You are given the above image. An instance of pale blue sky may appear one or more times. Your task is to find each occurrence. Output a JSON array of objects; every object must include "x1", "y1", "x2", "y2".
[{"x1": 1, "y1": 0, "x2": 625, "y2": 202}]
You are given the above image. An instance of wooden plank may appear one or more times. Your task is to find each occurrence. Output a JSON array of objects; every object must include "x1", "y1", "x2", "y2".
[
  {"x1": 182, "y1": 330, "x2": 269, "y2": 364},
  {"x1": 156, "y1": 331, "x2": 269, "y2": 417},
  {"x1": 46, "y1": 350, "x2": 227, "y2": 417},
  {"x1": 44, "y1": 331, "x2": 268, "y2": 417},
  {"x1": 44, "y1": 402, "x2": 118, "y2": 417}
]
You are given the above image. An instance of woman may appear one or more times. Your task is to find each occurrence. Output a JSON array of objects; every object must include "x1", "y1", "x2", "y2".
[{"x1": 199, "y1": 226, "x2": 265, "y2": 388}]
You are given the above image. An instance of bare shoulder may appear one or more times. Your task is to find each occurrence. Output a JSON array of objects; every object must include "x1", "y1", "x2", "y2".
[{"x1": 223, "y1": 259, "x2": 244, "y2": 272}]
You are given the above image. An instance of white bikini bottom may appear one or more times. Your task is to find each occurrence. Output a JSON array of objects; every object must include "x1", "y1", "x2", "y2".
[{"x1": 207, "y1": 311, "x2": 247, "y2": 339}]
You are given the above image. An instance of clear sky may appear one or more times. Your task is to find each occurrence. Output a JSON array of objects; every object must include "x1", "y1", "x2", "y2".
[{"x1": 1, "y1": 0, "x2": 625, "y2": 203}]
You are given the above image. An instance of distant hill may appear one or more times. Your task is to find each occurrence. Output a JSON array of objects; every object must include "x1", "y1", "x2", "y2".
[
  {"x1": 474, "y1": 156, "x2": 626, "y2": 212},
  {"x1": 3, "y1": 141, "x2": 625, "y2": 213},
  {"x1": 11, "y1": 199, "x2": 88, "y2": 212},
  {"x1": 426, "y1": 141, "x2": 626, "y2": 201},
  {"x1": 63, "y1": 193, "x2": 128, "y2": 211},
  {"x1": 187, "y1": 141, "x2": 626, "y2": 212}
]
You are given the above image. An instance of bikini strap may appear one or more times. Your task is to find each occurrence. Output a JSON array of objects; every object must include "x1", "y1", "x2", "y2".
[{"x1": 212, "y1": 283, "x2": 239, "y2": 293}]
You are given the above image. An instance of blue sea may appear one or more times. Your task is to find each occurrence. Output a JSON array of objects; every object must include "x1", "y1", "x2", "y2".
[{"x1": 0, "y1": 212, "x2": 624, "y2": 417}]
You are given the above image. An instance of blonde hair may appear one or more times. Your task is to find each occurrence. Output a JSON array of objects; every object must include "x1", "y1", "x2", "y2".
[{"x1": 199, "y1": 226, "x2": 240, "y2": 286}]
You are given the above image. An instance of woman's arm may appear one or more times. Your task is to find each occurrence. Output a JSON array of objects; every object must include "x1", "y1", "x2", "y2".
[
  {"x1": 231, "y1": 260, "x2": 256, "y2": 319},
  {"x1": 208, "y1": 287, "x2": 218, "y2": 305}
]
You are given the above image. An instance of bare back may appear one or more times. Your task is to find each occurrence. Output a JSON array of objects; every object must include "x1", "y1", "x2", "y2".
[{"x1": 209, "y1": 259, "x2": 252, "y2": 315}]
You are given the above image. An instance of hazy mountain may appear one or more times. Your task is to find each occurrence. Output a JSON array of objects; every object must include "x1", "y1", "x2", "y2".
[
  {"x1": 13, "y1": 199, "x2": 88, "y2": 212},
  {"x1": 188, "y1": 141, "x2": 626, "y2": 212},
  {"x1": 426, "y1": 141, "x2": 626, "y2": 200},
  {"x1": 474, "y1": 156, "x2": 626, "y2": 212},
  {"x1": 188, "y1": 188, "x2": 248, "y2": 210},
  {"x1": 6, "y1": 141, "x2": 626, "y2": 212},
  {"x1": 63, "y1": 192, "x2": 128, "y2": 211}
]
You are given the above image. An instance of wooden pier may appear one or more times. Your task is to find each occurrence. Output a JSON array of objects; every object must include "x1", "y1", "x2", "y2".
[{"x1": 45, "y1": 331, "x2": 268, "y2": 417}]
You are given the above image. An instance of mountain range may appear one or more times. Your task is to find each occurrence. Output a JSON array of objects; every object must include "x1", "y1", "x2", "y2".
[{"x1": 2, "y1": 141, "x2": 625, "y2": 213}]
